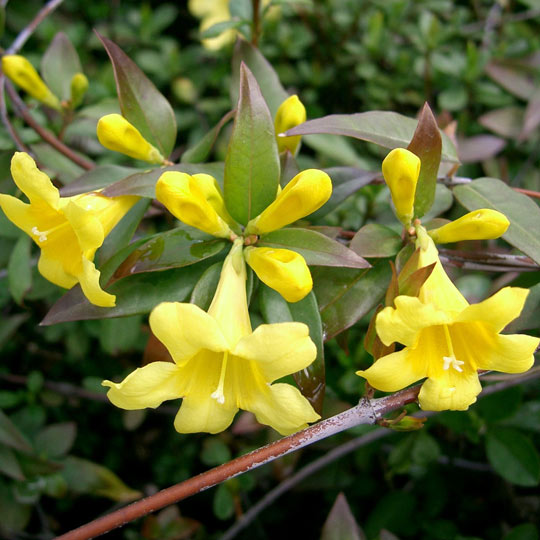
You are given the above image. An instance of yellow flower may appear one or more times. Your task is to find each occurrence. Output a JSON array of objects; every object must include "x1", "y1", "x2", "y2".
[
  {"x1": 382, "y1": 148, "x2": 421, "y2": 226},
  {"x1": 0, "y1": 153, "x2": 138, "y2": 307},
  {"x1": 103, "y1": 239, "x2": 320, "y2": 435},
  {"x1": 188, "y1": 0, "x2": 236, "y2": 50},
  {"x1": 357, "y1": 231, "x2": 539, "y2": 411},
  {"x1": 155, "y1": 171, "x2": 234, "y2": 238},
  {"x1": 245, "y1": 169, "x2": 332, "y2": 235},
  {"x1": 96, "y1": 114, "x2": 165, "y2": 164},
  {"x1": 244, "y1": 246, "x2": 312, "y2": 302},
  {"x1": 275, "y1": 95, "x2": 306, "y2": 155},
  {"x1": 2, "y1": 55, "x2": 60, "y2": 110},
  {"x1": 70, "y1": 72, "x2": 89, "y2": 108},
  {"x1": 428, "y1": 209, "x2": 510, "y2": 244}
]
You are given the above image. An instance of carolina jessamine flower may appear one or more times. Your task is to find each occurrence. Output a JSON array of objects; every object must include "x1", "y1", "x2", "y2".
[
  {"x1": 103, "y1": 239, "x2": 320, "y2": 435},
  {"x1": 0, "y1": 153, "x2": 138, "y2": 307},
  {"x1": 2, "y1": 55, "x2": 61, "y2": 110},
  {"x1": 188, "y1": 0, "x2": 236, "y2": 50},
  {"x1": 357, "y1": 229, "x2": 539, "y2": 411},
  {"x1": 275, "y1": 95, "x2": 306, "y2": 155},
  {"x1": 70, "y1": 72, "x2": 89, "y2": 108}
]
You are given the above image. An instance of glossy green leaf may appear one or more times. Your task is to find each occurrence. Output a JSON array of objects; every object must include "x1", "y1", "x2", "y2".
[
  {"x1": 8, "y1": 235, "x2": 31, "y2": 304},
  {"x1": 35, "y1": 422, "x2": 76, "y2": 458},
  {"x1": 60, "y1": 165, "x2": 138, "y2": 196},
  {"x1": 351, "y1": 224, "x2": 402, "y2": 258},
  {"x1": 286, "y1": 111, "x2": 459, "y2": 163},
  {"x1": 224, "y1": 63, "x2": 280, "y2": 225},
  {"x1": 258, "y1": 228, "x2": 370, "y2": 268},
  {"x1": 321, "y1": 492, "x2": 365, "y2": 540},
  {"x1": 453, "y1": 178, "x2": 540, "y2": 265},
  {"x1": 313, "y1": 261, "x2": 392, "y2": 340},
  {"x1": 0, "y1": 410, "x2": 32, "y2": 454},
  {"x1": 99, "y1": 315, "x2": 144, "y2": 355},
  {"x1": 399, "y1": 263, "x2": 435, "y2": 297},
  {"x1": 98, "y1": 34, "x2": 177, "y2": 158},
  {"x1": 41, "y1": 32, "x2": 82, "y2": 101},
  {"x1": 190, "y1": 262, "x2": 223, "y2": 310},
  {"x1": 486, "y1": 427, "x2": 540, "y2": 486}
]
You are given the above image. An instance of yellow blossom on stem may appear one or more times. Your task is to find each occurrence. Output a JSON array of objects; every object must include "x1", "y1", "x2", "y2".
[
  {"x1": 245, "y1": 169, "x2": 332, "y2": 235},
  {"x1": 244, "y1": 246, "x2": 312, "y2": 302},
  {"x1": 188, "y1": 0, "x2": 236, "y2": 50},
  {"x1": 155, "y1": 171, "x2": 234, "y2": 238},
  {"x1": 275, "y1": 95, "x2": 306, "y2": 155},
  {"x1": 357, "y1": 229, "x2": 539, "y2": 411},
  {"x1": 96, "y1": 114, "x2": 165, "y2": 164},
  {"x1": 0, "y1": 153, "x2": 138, "y2": 307},
  {"x1": 103, "y1": 239, "x2": 320, "y2": 435},
  {"x1": 70, "y1": 72, "x2": 89, "y2": 108},
  {"x1": 382, "y1": 148, "x2": 421, "y2": 226},
  {"x1": 2, "y1": 55, "x2": 61, "y2": 110},
  {"x1": 428, "y1": 209, "x2": 510, "y2": 244}
]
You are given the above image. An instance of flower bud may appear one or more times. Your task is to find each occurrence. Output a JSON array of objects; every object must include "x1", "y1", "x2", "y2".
[
  {"x1": 275, "y1": 95, "x2": 306, "y2": 155},
  {"x1": 246, "y1": 169, "x2": 332, "y2": 235},
  {"x1": 156, "y1": 171, "x2": 232, "y2": 238},
  {"x1": 428, "y1": 209, "x2": 510, "y2": 244},
  {"x1": 2, "y1": 55, "x2": 60, "y2": 110},
  {"x1": 70, "y1": 72, "x2": 89, "y2": 108},
  {"x1": 244, "y1": 247, "x2": 312, "y2": 303},
  {"x1": 190, "y1": 173, "x2": 236, "y2": 228},
  {"x1": 96, "y1": 114, "x2": 164, "y2": 164},
  {"x1": 382, "y1": 148, "x2": 421, "y2": 226}
]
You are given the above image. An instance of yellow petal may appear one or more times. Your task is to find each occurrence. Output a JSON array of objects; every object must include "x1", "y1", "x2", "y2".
[
  {"x1": 248, "y1": 383, "x2": 320, "y2": 436},
  {"x1": 37, "y1": 251, "x2": 77, "y2": 289},
  {"x1": 357, "y1": 349, "x2": 426, "y2": 392},
  {"x1": 244, "y1": 247, "x2": 312, "y2": 303},
  {"x1": 155, "y1": 171, "x2": 232, "y2": 238},
  {"x1": 246, "y1": 169, "x2": 332, "y2": 234},
  {"x1": 233, "y1": 322, "x2": 316, "y2": 382},
  {"x1": 102, "y1": 362, "x2": 183, "y2": 409},
  {"x1": 97, "y1": 114, "x2": 164, "y2": 164},
  {"x1": 476, "y1": 333, "x2": 538, "y2": 373},
  {"x1": 62, "y1": 200, "x2": 104, "y2": 255},
  {"x1": 382, "y1": 148, "x2": 420, "y2": 225},
  {"x1": 428, "y1": 209, "x2": 509, "y2": 244},
  {"x1": 174, "y1": 394, "x2": 238, "y2": 434},
  {"x1": 77, "y1": 257, "x2": 116, "y2": 307},
  {"x1": 70, "y1": 72, "x2": 88, "y2": 108},
  {"x1": 2, "y1": 55, "x2": 60, "y2": 109},
  {"x1": 0, "y1": 193, "x2": 36, "y2": 237},
  {"x1": 418, "y1": 371, "x2": 482, "y2": 411},
  {"x1": 149, "y1": 302, "x2": 228, "y2": 366},
  {"x1": 275, "y1": 95, "x2": 306, "y2": 155},
  {"x1": 191, "y1": 173, "x2": 236, "y2": 227}
]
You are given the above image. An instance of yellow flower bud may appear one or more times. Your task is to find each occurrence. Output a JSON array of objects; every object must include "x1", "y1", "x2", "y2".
[
  {"x1": 96, "y1": 114, "x2": 164, "y2": 164},
  {"x1": 244, "y1": 247, "x2": 312, "y2": 303},
  {"x1": 155, "y1": 171, "x2": 232, "y2": 238},
  {"x1": 275, "y1": 95, "x2": 306, "y2": 155},
  {"x1": 382, "y1": 148, "x2": 421, "y2": 226},
  {"x1": 246, "y1": 169, "x2": 332, "y2": 235},
  {"x1": 190, "y1": 173, "x2": 236, "y2": 228},
  {"x1": 2, "y1": 55, "x2": 60, "y2": 110},
  {"x1": 70, "y1": 72, "x2": 89, "y2": 108},
  {"x1": 428, "y1": 209, "x2": 510, "y2": 244}
]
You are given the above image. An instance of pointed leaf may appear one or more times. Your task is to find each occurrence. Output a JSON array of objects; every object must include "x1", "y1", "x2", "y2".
[
  {"x1": 384, "y1": 261, "x2": 399, "y2": 307},
  {"x1": 479, "y1": 107, "x2": 524, "y2": 139},
  {"x1": 364, "y1": 304, "x2": 395, "y2": 361},
  {"x1": 8, "y1": 235, "x2": 32, "y2": 304},
  {"x1": 520, "y1": 89, "x2": 540, "y2": 141},
  {"x1": 0, "y1": 446, "x2": 25, "y2": 481},
  {"x1": 224, "y1": 63, "x2": 280, "y2": 225},
  {"x1": 0, "y1": 410, "x2": 32, "y2": 454},
  {"x1": 190, "y1": 262, "x2": 222, "y2": 310},
  {"x1": 351, "y1": 224, "x2": 402, "y2": 258},
  {"x1": 35, "y1": 422, "x2": 76, "y2": 458},
  {"x1": 321, "y1": 492, "x2": 365, "y2": 540},
  {"x1": 399, "y1": 263, "x2": 435, "y2": 298},
  {"x1": 98, "y1": 34, "x2": 176, "y2": 158},
  {"x1": 486, "y1": 60, "x2": 536, "y2": 100},
  {"x1": 60, "y1": 165, "x2": 138, "y2": 196}
]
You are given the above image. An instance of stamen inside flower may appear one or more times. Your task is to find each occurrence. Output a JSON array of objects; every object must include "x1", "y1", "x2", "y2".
[
  {"x1": 442, "y1": 325, "x2": 465, "y2": 372},
  {"x1": 211, "y1": 351, "x2": 228, "y2": 404},
  {"x1": 31, "y1": 221, "x2": 68, "y2": 243}
]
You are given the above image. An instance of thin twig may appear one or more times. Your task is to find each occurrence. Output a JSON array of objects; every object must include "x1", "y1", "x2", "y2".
[
  {"x1": 439, "y1": 249, "x2": 540, "y2": 273},
  {"x1": 513, "y1": 187, "x2": 540, "y2": 200},
  {"x1": 0, "y1": 75, "x2": 30, "y2": 153}
]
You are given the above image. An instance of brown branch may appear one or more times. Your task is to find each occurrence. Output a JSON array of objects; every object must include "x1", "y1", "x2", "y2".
[
  {"x1": 251, "y1": 0, "x2": 261, "y2": 47},
  {"x1": 513, "y1": 187, "x2": 540, "y2": 200},
  {"x1": 0, "y1": 75, "x2": 30, "y2": 154},
  {"x1": 439, "y1": 249, "x2": 540, "y2": 273}
]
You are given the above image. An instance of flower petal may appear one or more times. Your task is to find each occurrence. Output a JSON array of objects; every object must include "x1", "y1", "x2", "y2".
[
  {"x1": 149, "y1": 302, "x2": 228, "y2": 366},
  {"x1": 103, "y1": 362, "x2": 183, "y2": 409},
  {"x1": 233, "y1": 322, "x2": 316, "y2": 382},
  {"x1": 77, "y1": 257, "x2": 116, "y2": 307},
  {"x1": 357, "y1": 348, "x2": 425, "y2": 392},
  {"x1": 418, "y1": 371, "x2": 482, "y2": 411},
  {"x1": 37, "y1": 251, "x2": 77, "y2": 289},
  {"x1": 0, "y1": 193, "x2": 36, "y2": 237},
  {"x1": 62, "y1": 200, "x2": 104, "y2": 254},
  {"x1": 455, "y1": 287, "x2": 529, "y2": 333},
  {"x1": 174, "y1": 394, "x2": 238, "y2": 434},
  {"x1": 478, "y1": 333, "x2": 538, "y2": 373},
  {"x1": 248, "y1": 383, "x2": 320, "y2": 436}
]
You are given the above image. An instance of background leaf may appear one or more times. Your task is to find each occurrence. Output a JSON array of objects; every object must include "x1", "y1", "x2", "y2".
[
  {"x1": 351, "y1": 224, "x2": 402, "y2": 258},
  {"x1": 321, "y1": 492, "x2": 365, "y2": 540}
]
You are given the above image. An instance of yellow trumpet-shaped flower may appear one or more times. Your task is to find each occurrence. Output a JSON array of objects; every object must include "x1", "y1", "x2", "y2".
[
  {"x1": 0, "y1": 153, "x2": 138, "y2": 307},
  {"x1": 103, "y1": 239, "x2": 320, "y2": 435},
  {"x1": 245, "y1": 169, "x2": 332, "y2": 235},
  {"x1": 357, "y1": 231, "x2": 539, "y2": 411},
  {"x1": 2, "y1": 55, "x2": 60, "y2": 110},
  {"x1": 382, "y1": 148, "x2": 421, "y2": 226},
  {"x1": 97, "y1": 114, "x2": 165, "y2": 164},
  {"x1": 275, "y1": 95, "x2": 306, "y2": 155},
  {"x1": 244, "y1": 247, "x2": 312, "y2": 302},
  {"x1": 428, "y1": 209, "x2": 510, "y2": 244},
  {"x1": 156, "y1": 171, "x2": 234, "y2": 238}
]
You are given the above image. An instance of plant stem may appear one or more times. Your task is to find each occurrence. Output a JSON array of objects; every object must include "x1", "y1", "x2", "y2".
[{"x1": 251, "y1": 0, "x2": 261, "y2": 47}]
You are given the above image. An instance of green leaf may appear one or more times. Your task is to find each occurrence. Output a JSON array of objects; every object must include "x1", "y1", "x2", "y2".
[
  {"x1": 31, "y1": 143, "x2": 85, "y2": 184},
  {"x1": 313, "y1": 261, "x2": 392, "y2": 340},
  {"x1": 213, "y1": 482, "x2": 235, "y2": 520},
  {"x1": 453, "y1": 178, "x2": 540, "y2": 265},
  {"x1": 190, "y1": 262, "x2": 222, "y2": 310},
  {"x1": 60, "y1": 165, "x2": 139, "y2": 196},
  {"x1": 0, "y1": 483, "x2": 31, "y2": 534},
  {"x1": 99, "y1": 315, "x2": 144, "y2": 355},
  {"x1": 231, "y1": 38, "x2": 288, "y2": 116},
  {"x1": 504, "y1": 523, "x2": 539, "y2": 540},
  {"x1": 201, "y1": 18, "x2": 247, "y2": 39},
  {"x1": 8, "y1": 235, "x2": 31, "y2": 304},
  {"x1": 41, "y1": 32, "x2": 82, "y2": 101},
  {"x1": 321, "y1": 492, "x2": 365, "y2": 540},
  {"x1": 181, "y1": 110, "x2": 235, "y2": 164},
  {"x1": 0, "y1": 410, "x2": 33, "y2": 454},
  {"x1": 224, "y1": 63, "x2": 280, "y2": 225},
  {"x1": 286, "y1": 111, "x2": 459, "y2": 163},
  {"x1": 201, "y1": 438, "x2": 232, "y2": 466},
  {"x1": 350, "y1": 224, "x2": 402, "y2": 258},
  {"x1": 258, "y1": 228, "x2": 370, "y2": 268},
  {"x1": 408, "y1": 103, "x2": 442, "y2": 218},
  {"x1": 486, "y1": 427, "x2": 540, "y2": 487},
  {"x1": 34, "y1": 422, "x2": 76, "y2": 458},
  {"x1": 98, "y1": 34, "x2": 177, "y2": 158},
  {"x1": 0, "y1": 446, "x2": 25, "y2": 481}
]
